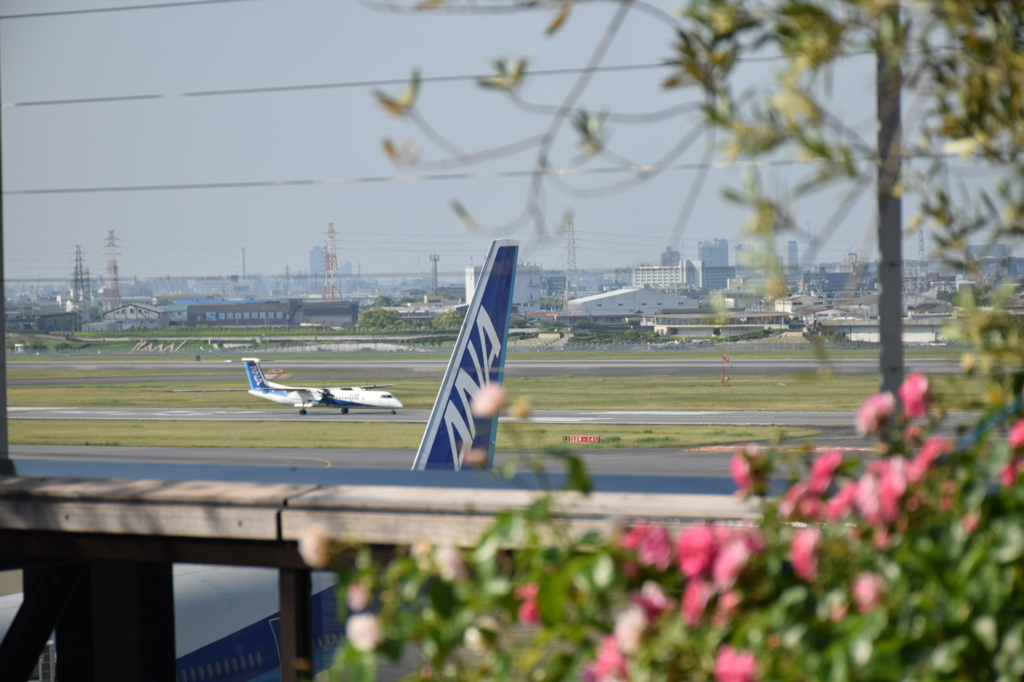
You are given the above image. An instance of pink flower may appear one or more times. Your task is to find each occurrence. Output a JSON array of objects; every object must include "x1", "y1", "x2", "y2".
[
  {"x1": 962, "y1": 512, "x2": 981, "y2": 533},
  {"x1": 712, "y1": 590, "x2": 741, "y2": 628},
  {"x1": 1010, "y1": 420, "x2": 1024, "y2": 450},
  {"x1": 856, "y1": 392, "x2": 896, "y2": 436},
  {"x1": 620, "y1": 522, "x2": 674, "y2": 571},
  {"x1": 730, "y1": 445, "x2": 766, "y2": 498},
  {"x1": 437, "y1": 545, "x2": 468, "y2": 582},
  {"x1": 878, "y1": 457, "x2": 908, "y2": 523},
  {"x1": 780, "y1": 482, "x2": 824, "y2": 521},
  {"x1": 904, "y1": 423, "x2": 923, "y2": 446},
  {"x1": 852, "y1": 572, "x2": 885, "y2": 614},
  {"x1": 1003, "y1": 456, "x2": 1022, "y2": 487},
  {"x1": 587, "y1": 636, "x2": 628, "y2": 682},
  {"x1": 682, "y1": 577, "x2": 713, "y2": 626},
  {"x1": 907, "y1": 437, "x2": 952, "y2": 484},
  {"x1": 827, "y1": 482, "x2": 858, "y2": 523},
  {"x1": 613, "y1": 604, "x2": 648, "y2": 654},
  {"x1": 347, "y1": 582, "x2": 371, "y2": 612},
  {"x1": 677, "y1": 526, "x2": 716, "y2": 578},
  {"x1": 898, "y1": 373, "x2": 931, "y2": 419},
  {"x1": 714, "y1": 645, "x2": 758, "y2": 682},
  {"x1": 633, "y1": 581, "x2": 674, "y2": 621},
  {"x1": 712, "y1": 539, "x2": 751, "y2": 590},
  {"x1": 855, "y1": 471, "x2": 881, "y2": 525},
  {"x1": 809, "y1": 450, "x2": 843, "y2": 495},
  {"x1": 471, "y1": 383, "x2": 506, "y2": 418},
  {"x1": 791, "y1": 527, "x2": 821, "y2": 582},
  {"x1": 515, "y1": 583, "x2": 540, "y2": 625},
  {"x1": 731, "y1": 452, "x2": 752, "y2": 497}
]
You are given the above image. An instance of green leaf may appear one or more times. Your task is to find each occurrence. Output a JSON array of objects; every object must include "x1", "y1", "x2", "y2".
[{"x1": 430, "y1": 579, "x2": 455, "y2": 619}]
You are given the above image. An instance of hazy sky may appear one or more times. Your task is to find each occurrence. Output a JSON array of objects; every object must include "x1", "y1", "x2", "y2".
[{"x1": 0, "y1": 0, "x2": 987, "y2": 282}]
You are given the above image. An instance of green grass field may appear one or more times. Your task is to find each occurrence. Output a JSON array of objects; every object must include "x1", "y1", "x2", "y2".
[
  {"x1": 7, "y1": 372, "x2": 983, "y2": 412},
  {"x1": 8, "y1": 420, "x2": 817, "y2": 450}
]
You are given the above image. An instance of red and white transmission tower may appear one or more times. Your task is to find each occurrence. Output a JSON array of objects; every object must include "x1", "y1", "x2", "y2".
[
  {"x1": 322, "y1": 223, "x2": 339, "y2": 301},
  {"x1": 104, "y1": 230, "x2": 122, "y2": 310}
]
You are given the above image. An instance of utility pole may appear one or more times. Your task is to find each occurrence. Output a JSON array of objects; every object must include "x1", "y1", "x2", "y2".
[
  {"x1": 322, "y1": 223, "x2": 339, "y2": 302},
  {"x1": 71, "y1": 246, "x2": 88, "y2": 310},
  {"x1": 104, "y1": 231, "x2": 122, "y2": 311},
  {"x1": 429, "y1": 254, "x2": 440, "y2": 294},
  {"x1": 876, "y1": 5, "x2": 904, "y2": 394},
  {"x1": 563, "y1": 220, "x2": 578, "y2": 310}
]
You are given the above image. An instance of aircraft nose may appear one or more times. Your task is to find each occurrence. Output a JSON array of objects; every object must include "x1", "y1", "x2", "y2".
[{"x1": 392, "y1": 398, "x2": 404, "y2": 409}]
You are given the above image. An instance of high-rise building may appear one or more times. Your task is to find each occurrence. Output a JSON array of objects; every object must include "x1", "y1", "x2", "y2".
[
  {"x1": 785, "y1": 241, "x2": 799, "y2": 272},
  {"x1": 309, "y1": 246, "x2": 326, "y2": 277},
  {"x1": 697, "y1": 238, "x2": 729, "y2": 267},
  {"x1": 660, "y1": 246, "x2": 681, "y2": 267}
]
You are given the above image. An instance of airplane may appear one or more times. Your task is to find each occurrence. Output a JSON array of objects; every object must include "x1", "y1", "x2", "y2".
[
  {"x1": 241, "y1": 358, "x2": 405, "y2": 415},
  {"x1": 0, "y1": 239, "x2": 520, "y2": 682}
]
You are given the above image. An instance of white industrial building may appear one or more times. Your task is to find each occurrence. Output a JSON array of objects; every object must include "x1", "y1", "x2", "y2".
[
  {"x1": 466, "y1": 262, "x2": 542, "y2": 312},
  {"x1": 565, "y1": 288, "x2": 698, "y2": 315}
]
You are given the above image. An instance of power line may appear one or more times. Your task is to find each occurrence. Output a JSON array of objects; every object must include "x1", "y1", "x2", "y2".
[
  {"x1": 0, "y1": 0, "x2": 264, "y2": 20},
  {"x1": 0, "y1": 156, "x2": 842, "y2": 196},
  {"x1": 0, "y1": 63, "x2": 682, "y2": 109}
]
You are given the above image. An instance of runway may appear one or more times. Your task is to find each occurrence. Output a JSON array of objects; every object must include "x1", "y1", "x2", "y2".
[
  {"x1": 9, "y1": 426, "x2": 864, "y2": 478},
  {"x1": 7, "y1": 356, "x2": 960, "y2": 384},
  {"x1": 9, "y1": 406, "x2": 864, "y2": 427}
]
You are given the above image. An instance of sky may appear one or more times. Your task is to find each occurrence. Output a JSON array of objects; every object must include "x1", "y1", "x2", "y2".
[{"x1": 0, "y1": 0, "x2": 995, "y2": 283}]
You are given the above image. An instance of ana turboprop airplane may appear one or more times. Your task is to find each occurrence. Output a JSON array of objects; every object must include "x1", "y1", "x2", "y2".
[{"x1": 241, "y1": 358, "x2": 404, "y2": 415}]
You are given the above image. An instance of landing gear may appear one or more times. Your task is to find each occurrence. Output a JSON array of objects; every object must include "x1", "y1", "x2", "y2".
[
  {"x1": 341, "y1": 408, "x2": 349, "y2": 414},
  {"x1": 299, "y1": 409, "x2": 307, "y2": 415},
  {"x1": 391, "y1": 409, "x2": 397, "y2": 415}
]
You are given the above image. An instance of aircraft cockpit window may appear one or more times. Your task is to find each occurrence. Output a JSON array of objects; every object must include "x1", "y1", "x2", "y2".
[{"x1": 382, "y1": 394, "x2": 393, "y2": 398}]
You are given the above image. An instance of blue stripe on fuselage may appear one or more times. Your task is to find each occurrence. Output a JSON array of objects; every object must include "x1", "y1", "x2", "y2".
[{"x1": 175, "y1": 586, "x2": 343, "y2": 682}]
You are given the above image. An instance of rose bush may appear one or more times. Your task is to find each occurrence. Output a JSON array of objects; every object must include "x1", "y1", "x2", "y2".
[{"x1": 321, "y1": 370, "x2": 1024, "y2": 682}]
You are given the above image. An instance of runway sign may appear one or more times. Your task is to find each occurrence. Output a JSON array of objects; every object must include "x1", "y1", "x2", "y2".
[{"x1": 563, "y1": 435, "x2": 601, "y2": 443}]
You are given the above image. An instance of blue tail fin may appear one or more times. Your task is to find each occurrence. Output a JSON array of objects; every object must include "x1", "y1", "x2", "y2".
[
  {"x1": 412, "y1": 240, "x2": 519, "y2": 470},
  {"x1": 241, "y1": 358, "x2": 269, "y2": 390}
]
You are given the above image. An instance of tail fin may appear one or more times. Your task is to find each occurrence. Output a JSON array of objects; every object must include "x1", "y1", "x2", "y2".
[
  {"x1": 412, "y1": 240, "x2": 519, "y2": 470},
  {"x1": 241, "y1": 358, "x2": 269, "y2": 390}
]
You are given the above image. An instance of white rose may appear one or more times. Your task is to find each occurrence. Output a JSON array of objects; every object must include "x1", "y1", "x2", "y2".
[{"x1": 297, "y1": 523, "x2": 330, "y2": 569}]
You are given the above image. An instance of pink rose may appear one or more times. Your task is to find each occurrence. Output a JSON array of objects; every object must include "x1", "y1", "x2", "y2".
[
  {"x1": 780, "y1": 482, "x2": 824, "y2": 521},
  {"x1": 791, "y1": 527, "x2": 821, "y2": 582},
  {"x1": 731, "y1": 452, "x2": 752, "y2": 497},
  {"x1": 855, "y1": 471, "x2": 881, "y2": 525},
  {"x1": 712, "y1": 539, "x2": 751, "y2": 591},
  {"x1": 633, "y1": 581, "x2": 674, "y2": 621},
  {"x1": 589, "y1": 636, "x2": 628, "y2": 682},
  {"x1": 347, "y1": 582, "x2": 371, "y2": 612},
  {"x1": 898, "y1": 373, "x2": 931, "y2": 419},
  {"x1": 809, "y1": 450, "x2": 843, "y2": 495},
  {"x1": 712, "y1": 590, "x2": 741, "y2": 628},
  {"x1": 682, "y1": 577, "x2": 713, "y2": 626},
  {"x1": 878, "y1": 457, "x2": 908, "y2": 523},
  {"x1": 471, "y1": 383, "x2": 506, "y2": 418},
  {"x1": 437, "y1": 545, "x2": 468, "y2": 582},
  {"x1": 962, "y1": 512, "x2": 981, "y2": 533},
  {"x1": 1003, "y1": 456, "x2": 1022, "y2": 487},
  {"x1": 730, "y1": 445, "x2": 766, "y2": 498},
  {"x1": 907, "y1": 437, "x2": 952, "y2": 484},
  {"x1": 856, "y1": 392, "x2": 896, "y2": 436},
  {"x1": 852, "y1": 572, "x2": 885, "y2": 614},
  {"x1": 714, "y1": 645, "x2": 758, "y2": 682},
  {"x1": 677, "y1": 526, "x2": 716, "y2": 578},
  {"x1": 613, "y1": 603, "x2": 648, "y2": 654},
  {"x1": 827, "y1": 482, "x2": 858, "y2": 522},
  {"x1": 515, "y1": 583, "x2": 540, "y2": 625},
  {"x1": 1010, "y1": 420, "x2": 1024, "y2": 450},
  {"x1": 620, "y1": 522, "x2": 674, "y2": 571}
]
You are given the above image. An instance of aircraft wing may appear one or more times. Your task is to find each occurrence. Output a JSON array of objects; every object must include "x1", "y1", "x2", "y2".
[{"x1": 356, "y1": 384, "x2": 394, "y2": 390}]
